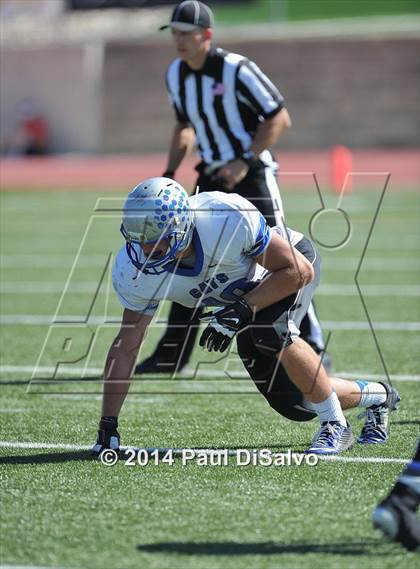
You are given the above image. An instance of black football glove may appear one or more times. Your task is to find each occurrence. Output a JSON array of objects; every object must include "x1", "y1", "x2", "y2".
[{"x1": 199, "y1": 297, "x2": 253, "y2": 353}]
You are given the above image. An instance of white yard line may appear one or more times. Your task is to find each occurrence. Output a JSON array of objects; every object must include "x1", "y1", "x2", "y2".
[
  {"x1": 0, "y1": 441, "x2": 91, "y2": 450},
  {"x1": 0, "y1": 254, "x2": 107, "y2": 268},
  {"x1": 318, "y1": 456, "x2": 409, "y2": 464},
  {"x1": 0, "y1": 440, "x2": 410, "y2": 464},
  {"x1": 1, "y1": 283, "x2": 101, "y2": 293},
  {"x1": 1, "y1": 282, "x2": 419, "y2": 296},
  {"x1": 0, "y1": 566, "x2": 66, "y2": 569},
  {"x1": 336, "y1": 372, "x2": 419, "y2": 381},
  {"x1": 320, "y1": 284, "x2": 419, "y2": 296},
  {"x1": 44, "y1": 395, "x2": 166, "y2": 404},
  {"x1": 0, "y1": 365, "x2": 419, "y2": 382},
  {"x1": 0, "y1": 314, "x2": 419, "y2": 330},
  {"x1": 322, "y1": 321, "x2": 419, "y2": 331},
  {"x1": 1, "y1": 254, "x2": 415, "y2": 271},
  {"x1": 0, "y1": 315, "x2": 101, "y2": 324},
  {"x1": 0, "y1": 365, "x2": 103, "y2": 375}
]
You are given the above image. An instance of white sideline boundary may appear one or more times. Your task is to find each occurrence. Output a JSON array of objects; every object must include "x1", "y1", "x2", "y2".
[
  {"x1": 0, "y1": 365, "x2": 419, "y2": 382},
  {"x1": 0, "y1": 440, "x2": 410, "y2": 464}
]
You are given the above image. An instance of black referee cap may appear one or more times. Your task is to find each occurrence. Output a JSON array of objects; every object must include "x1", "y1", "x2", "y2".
[{"x1": 159, "y1": 1, "x2": 214, "y2": 31}]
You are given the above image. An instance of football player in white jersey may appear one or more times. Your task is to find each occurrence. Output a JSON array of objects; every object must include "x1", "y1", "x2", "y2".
[{"x1": 93, "y1": 177, "x2": 400, "y2": 456}]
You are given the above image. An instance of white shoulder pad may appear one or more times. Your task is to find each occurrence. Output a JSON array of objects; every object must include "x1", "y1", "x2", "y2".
[
  {"x1": 191, "y1": 192, "x2": 271, "y2": 261},
  {"x1": 112, "y1": 247, "x2": 159, "y2": 316}
]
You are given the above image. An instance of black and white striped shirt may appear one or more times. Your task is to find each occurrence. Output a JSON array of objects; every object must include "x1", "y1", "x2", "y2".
[{"x1": 166, "y1": 47, "x2": 284, "y2": 164}]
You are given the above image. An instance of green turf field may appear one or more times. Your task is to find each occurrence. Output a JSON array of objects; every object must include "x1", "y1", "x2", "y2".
[
  {"x1": 0, "y1": 186, "x2": 419, "y2": 568},
  {"x1": 214, "y1": 0, "x2": 420, "y2": 25}
]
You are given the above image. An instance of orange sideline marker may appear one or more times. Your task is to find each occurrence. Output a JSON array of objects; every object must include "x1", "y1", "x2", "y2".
[{"x1": 330, "y1": 145, "x2": 352, "y2": 194}]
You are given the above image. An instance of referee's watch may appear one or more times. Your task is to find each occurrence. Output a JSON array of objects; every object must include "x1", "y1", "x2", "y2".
[{"x1": 241, "y1": 150, "x2": 259, "y2": 168}]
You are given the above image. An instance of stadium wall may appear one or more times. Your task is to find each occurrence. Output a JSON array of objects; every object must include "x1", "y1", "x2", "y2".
[
  {"x1": 103, "y1": 37, "x2": 419, "y2": 152},
  {"x1": 0, "y1": 36, "x2": 418, "y2": 153},
  {"x1": 0, "y1": 43, "x2": 104, "y2": 153}
]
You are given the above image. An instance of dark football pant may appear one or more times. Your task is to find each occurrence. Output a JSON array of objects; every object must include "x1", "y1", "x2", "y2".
[
  {"x1": 141, "y1": 155, "x2": 325, "y2": 371},
  {"x1": 236, "y1": 236, "x2": 319, "y2": 422}
]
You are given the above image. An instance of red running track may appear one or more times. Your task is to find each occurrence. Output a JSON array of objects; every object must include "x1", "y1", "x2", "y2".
[{"x1": 0, "y1": 149, "x2": 418, "y2": 191}]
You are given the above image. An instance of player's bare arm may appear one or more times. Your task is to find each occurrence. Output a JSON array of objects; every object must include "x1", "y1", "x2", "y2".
[
  {"x1": 102, "y1": 309, "x2": 153, "y2": 417},
  {"x1": 219, "y1": 108, "x2": 291, "y2": 190},
  {"x1": 244, "y1": 231, "x2": 314, "y2": 313},
  {"x1": 165, "y1": 122, "x2": 195, "y2": 176},
  {"x1": 249, "y1": 107, "x2": 291, "y2": 156}
]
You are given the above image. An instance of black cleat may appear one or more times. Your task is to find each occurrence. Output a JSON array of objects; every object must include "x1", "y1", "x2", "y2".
[{"x1": 91, "y1": 417, "x2": 120, "y2": 456}]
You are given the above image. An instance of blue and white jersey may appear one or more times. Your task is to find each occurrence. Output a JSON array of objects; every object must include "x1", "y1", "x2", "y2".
[{"x1": 112, "y1": 192, "x2": 303, "y2": 316}]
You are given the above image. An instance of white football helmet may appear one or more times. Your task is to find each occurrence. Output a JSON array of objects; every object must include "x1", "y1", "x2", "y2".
[{"x1": 120, "y1": 177, "x2": 194, "y2": 275}]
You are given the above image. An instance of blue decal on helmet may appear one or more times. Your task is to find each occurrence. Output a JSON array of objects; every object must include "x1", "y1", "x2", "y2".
[{"x1": 121, "y1": 177, "x2": 195, "y2": 275}]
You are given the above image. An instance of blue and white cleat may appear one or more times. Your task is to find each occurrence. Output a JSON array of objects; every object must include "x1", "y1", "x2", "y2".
[
  {"x1": 307, "y1": 421, "x2": 354, "y2": 455},
  {"x1": 358, "y1": 382, "x2": 401, "y2": 444}
]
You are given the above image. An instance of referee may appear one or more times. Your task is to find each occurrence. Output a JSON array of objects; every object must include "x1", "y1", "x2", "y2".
[{"x1": 135, "y1": 0, "x2": 327, "y2": 374}]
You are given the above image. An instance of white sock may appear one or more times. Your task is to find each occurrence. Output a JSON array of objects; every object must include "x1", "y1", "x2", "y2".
[
  {"x1": 303, "y1": 391, "x2": 347, "y2": 427},
  {"x1": 356, "y1": 380, "x2": 387, "y2": 408}
]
